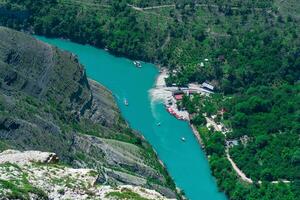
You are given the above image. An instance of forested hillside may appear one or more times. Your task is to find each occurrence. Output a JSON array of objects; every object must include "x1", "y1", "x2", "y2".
[
  {"x1": 228, "y1": 85, "x2": 299, "y2": 181},
  {"x1": 0, "y1": 0, "x2": 299, "y2": 199}
]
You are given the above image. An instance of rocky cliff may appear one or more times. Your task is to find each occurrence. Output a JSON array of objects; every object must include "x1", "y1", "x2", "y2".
[{"x1": 0, "y1": 27, "x2": 177, "y2": 199}]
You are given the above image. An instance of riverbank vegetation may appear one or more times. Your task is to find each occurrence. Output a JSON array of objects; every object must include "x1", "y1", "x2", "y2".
[{"x1": 0, "y1": 0, "x2": 299, "y2": 199}]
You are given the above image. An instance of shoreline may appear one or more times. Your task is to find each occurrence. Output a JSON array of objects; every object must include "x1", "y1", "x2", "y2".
[
  {"x1": 151, "y1": 69, "x2": 190, "y2": 120},
  {"x1": 189, "y1": 123, "x2": 206, "y2": 150},
  {"x1": 152, "y1": 70, "x2": 206, "y2": 150},
  {"x1": 89, "y1": 78, "x2": 182, "y2": 199},
  {"x1": 150, "y1": 73, "x2": 188, "y2": 199}
]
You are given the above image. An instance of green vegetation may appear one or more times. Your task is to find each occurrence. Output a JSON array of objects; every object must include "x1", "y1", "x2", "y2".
[
  {"x1": 0, "y1": 0, "x2": 299, "y2": 199},
  {"x1": 106, "y1": 188, "x2": 150, "y2": 200},
  {"x1": 0, "y1": 164, "x2": 48, "y2": 200},
  {"x1": 227, "y1": 84, "x2": 300, "y2": 182},
  {"x1": 197, "y1": 125, "x2": 298, "y2": 200},
  {"x1": 182, "y1": 84, "x2": 299, "y2": 199},
  {"x1": 0, "y1": 140, "x2": 10, "y2": 152}
]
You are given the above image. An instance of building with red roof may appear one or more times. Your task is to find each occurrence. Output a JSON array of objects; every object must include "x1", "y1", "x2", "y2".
[{"x1": 174, "y1": 94, "x2": 184, "y2": 100}]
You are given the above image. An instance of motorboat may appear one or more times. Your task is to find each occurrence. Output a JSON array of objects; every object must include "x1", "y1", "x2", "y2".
[
  {"x1": 124, "y1": 98, "x2": 128, "y2": 106},
  {"x1": 133, "y1": 61, "x2": 142, "y2": 68}
]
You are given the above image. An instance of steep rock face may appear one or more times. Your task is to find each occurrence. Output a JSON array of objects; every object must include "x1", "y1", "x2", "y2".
[
  {"x1": 0, "y1": 149, "x2": 174, "y2": 200},
  {"x1": 0, "y1": 27, "x2": 177, "y2": 198},
  {"x1": 0, "y1": 26, "x2": 92, "y2": 116},
  {"x1": 84, "y1": 79, "x2": 121, "y2": 128}
]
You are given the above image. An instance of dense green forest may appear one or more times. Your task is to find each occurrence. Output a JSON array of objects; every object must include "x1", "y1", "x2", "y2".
[
  {"x1": 228, "y1": 85, "x2": 300, "y2": 181},
  {"x1": 0, "y1": 0, "x2": 299, "y2": 199},
  {"x1": 197, "y1": 126, "x2": 298, "y2": 200}
]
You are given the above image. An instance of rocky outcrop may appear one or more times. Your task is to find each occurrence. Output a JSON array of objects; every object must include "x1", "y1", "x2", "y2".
[
  {"x1": 0, "y1": 26, "x2": 92, "y2": 116},
  {"x1": 0, "y1": 150, "x2": 174, "y2": 200},
  {"x1": 83, "y1": 79, "x2": 122, "y2": 128},
  {"x1": 0, "y1": 149, "x2": 59, "y2": 165}
]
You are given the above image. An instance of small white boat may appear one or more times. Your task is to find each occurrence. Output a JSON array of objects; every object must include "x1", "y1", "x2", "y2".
[
  {"x1": 157, "y1": 122, "x2": 161, "y2": 126},
  {"x1": 181, "y1": 137, "x2": 186, "y2": 142},
  {"x1": 133, "y1": 61, "x2": 142, "y2": 68},
  {"x1": 124, "y1": 98, "x2": 128, "y2": 106}
]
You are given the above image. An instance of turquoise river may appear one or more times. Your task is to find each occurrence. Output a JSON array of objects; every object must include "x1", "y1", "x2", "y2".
[{"x1": 37, "y1": 36, "x2": 227, "y2": 200}]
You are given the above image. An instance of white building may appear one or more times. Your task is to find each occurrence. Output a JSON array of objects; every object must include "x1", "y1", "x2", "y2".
[{"x1": 202, "y1": 82, "x2": 214, "y2": 91}]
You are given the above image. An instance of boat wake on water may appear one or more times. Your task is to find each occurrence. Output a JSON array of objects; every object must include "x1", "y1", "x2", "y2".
[{"x1": 149, "y1": 91, "x2": 160, "y2": 120}]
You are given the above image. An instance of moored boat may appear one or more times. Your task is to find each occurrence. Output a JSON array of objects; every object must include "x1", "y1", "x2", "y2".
[{"x1": 133, "y1": 61, "x2": 142, "y2": 68}]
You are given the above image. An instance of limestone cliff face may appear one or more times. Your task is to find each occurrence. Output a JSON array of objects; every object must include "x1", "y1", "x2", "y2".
[
  {"x1": 0, "y1": 27, "x2": 177, "y2": 198},
  {"x1": 0, "y1": 150, "x2": 174, "y2": 200},
  {"x1": 0, "y1": 27, "x2": 91, "y2": 113}
]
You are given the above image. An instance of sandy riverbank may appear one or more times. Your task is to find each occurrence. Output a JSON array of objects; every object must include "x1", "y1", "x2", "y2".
[
  {"x1": 149, "y1": 69, "x2": 189, "y2": 120},
  {"x1": 150, "y1": 69, "x2": 172, "y2": 102}
]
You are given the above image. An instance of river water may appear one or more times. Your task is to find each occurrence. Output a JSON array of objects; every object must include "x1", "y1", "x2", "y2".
[{"x1": 36, "y1": 36, "x2": 226, "y2": 200}]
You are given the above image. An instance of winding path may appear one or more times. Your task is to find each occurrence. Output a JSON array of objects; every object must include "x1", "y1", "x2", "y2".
[
  {"x1": 206, "y1": 117, "x2": 290, "y2": 184},
  {"x1": 225, "y1": 149, "x2": 253, "y2": 183},
  {"x1": 128, "y1": 3, "x2": 269, "y2": 12},
  {"x1": 127, "y1": 4, "x2": 175, "y2": 11}
]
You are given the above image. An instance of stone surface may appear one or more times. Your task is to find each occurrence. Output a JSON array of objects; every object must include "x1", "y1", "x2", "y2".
[{"x1": 0, "y1": 150, "x2": 174, "y2": 200}]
